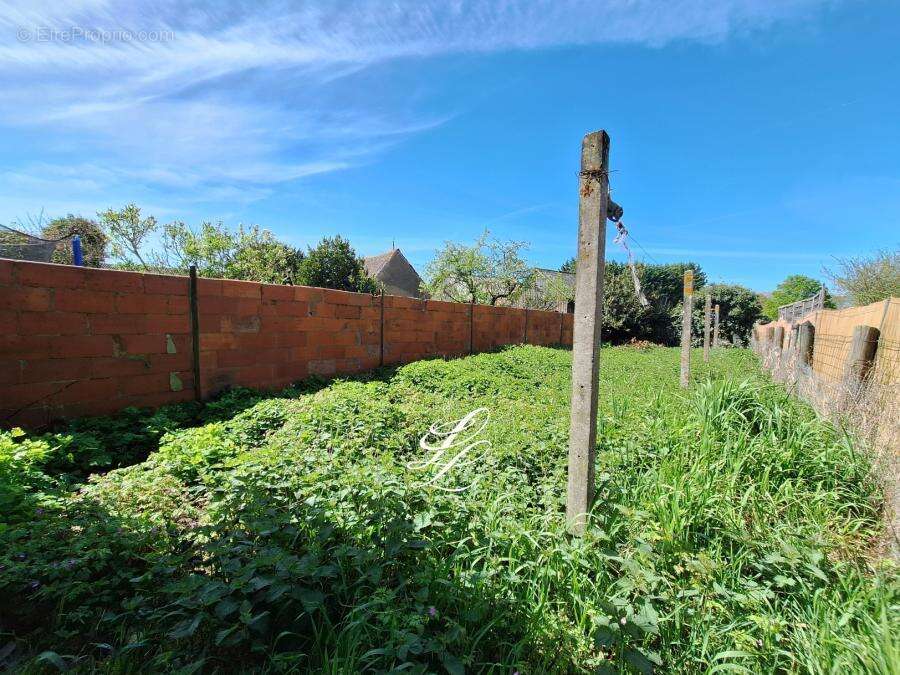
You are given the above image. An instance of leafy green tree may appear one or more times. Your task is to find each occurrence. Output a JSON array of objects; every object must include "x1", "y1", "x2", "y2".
[
  {"x1": 424, "y1": 230, "x2": 535, "y2": 305},
  {"x1": 825, "y1": 249, "x2": 900, "y2": 306},
  {"x1": 42, "y1": 215, "x2": 108, "y2": 267},
  {"x1": 298, "y1": 235, "x2": 376, "y2": 293},
  {"x1": 553, "y1": 258, "x2": 706, "y2": 344},
  {"x1": 98, "y1": 203, "x2": 158, "y2": 269},
  {"x1": 690, "y1": 283, "x2": 762, "y2": 345},
  {"x1": 762, "y1": 275, "x2": 834, "y2": 320}
]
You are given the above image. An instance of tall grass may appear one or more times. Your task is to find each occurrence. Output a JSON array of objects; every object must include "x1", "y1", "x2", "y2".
[{"x1": 1, "y1": 346, "x2": 896, "y2": 673}]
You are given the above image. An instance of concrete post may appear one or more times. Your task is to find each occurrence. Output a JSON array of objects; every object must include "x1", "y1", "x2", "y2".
[
  {"x1": 703, "y1": 293, "x2": 711, "y2": 363},
  {"x1": 566, "y1": 130, "x2": 609, "y2": 535},
  {"x1": 680, "y1": 269, "x2": 693, "y2": 388}
]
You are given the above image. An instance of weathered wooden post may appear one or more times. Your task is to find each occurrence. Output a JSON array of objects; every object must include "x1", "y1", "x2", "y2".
[
  {"x1": 713, "y1": 303, "x2": 720, "y2": 348},
  {"x1": 703, "y1": 293, "x2": 712, "y2": 363},
  {"x1": 846, "y1": 325, "x2": 880, "y2": 384},
  {"x1": 773, "y1": 326, "x2": 784, "y2": 353},
  {"x1": 567, "y1": 130, "x2": 609, "y2": 535},
  {"x1": 797, "y1": 321, "x2": 815, "y2": 366},
  {"x1": 680, "y1": 269, "x2": 693, "y2": 388}
]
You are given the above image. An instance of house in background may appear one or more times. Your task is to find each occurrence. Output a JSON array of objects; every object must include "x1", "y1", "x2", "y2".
[{"x1": 363, "y1": 248, "x2": 424, "y2": 298}]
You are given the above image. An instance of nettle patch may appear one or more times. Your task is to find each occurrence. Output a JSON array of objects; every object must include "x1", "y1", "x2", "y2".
[{"x1": 1, "y1": 345, "x2": 896, "y2": 673}]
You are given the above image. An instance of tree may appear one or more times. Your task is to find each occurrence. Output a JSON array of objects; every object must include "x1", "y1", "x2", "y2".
[
  {"x1": 42, "y1": 215, "x2": 107, "y2": 267},
  {"x1": 424, "y1": 230, "x2": 535, "y2": 305},
  {"x1": 690, "y1": 283, "x2": 762, "y2": 346},
  {"x1": 297, "y1": 235, "x2": 376, "y2": 293},
  {"x1": 825, "y1": 249, "x2": 900, "y2": 306},
  {"x1": 762, "y1": 274, "x2": 834, "y2": 320},
  {"x1": 98, "y1": 204, "x2": 159, "y2": 269},
  {"x1": 560, "y1": 257, "x2": 576, "y2": 274},
  {"x1": 161, "y1": 221, "x2": 305, "y2": 284}
]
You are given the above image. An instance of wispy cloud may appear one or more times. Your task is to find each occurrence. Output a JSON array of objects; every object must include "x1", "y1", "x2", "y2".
[{"x1": 0, "y1": 0, "x2": 838, "y2": 217}]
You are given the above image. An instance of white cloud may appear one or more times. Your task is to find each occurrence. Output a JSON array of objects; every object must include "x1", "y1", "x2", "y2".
[{"x1": 0, "y1": 0, "x2": 838, "y2": 217}]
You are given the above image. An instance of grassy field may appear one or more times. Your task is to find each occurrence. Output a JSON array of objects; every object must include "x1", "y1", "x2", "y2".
[{"x1": 1, "y1": 345, "x2": 897, "y2": 673}]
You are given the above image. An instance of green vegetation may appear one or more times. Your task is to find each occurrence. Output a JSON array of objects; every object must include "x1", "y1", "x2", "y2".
[
  {"x1": 1, "y1": 347, "x2": 896, "y2": 673},
  {"x1": 826, "y1": 249, "x2": 900, "y2": 307},
  {"x1": 423, "y1": 230, "x2": 535, "y2": 305},
  {"x1": 762, "y1": 275, "x2": 835, "y2": 320}
]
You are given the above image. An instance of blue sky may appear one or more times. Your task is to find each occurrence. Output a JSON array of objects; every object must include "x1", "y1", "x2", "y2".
[{"x1": 1, "y1": 1, "x2": 898, "y2": 291}]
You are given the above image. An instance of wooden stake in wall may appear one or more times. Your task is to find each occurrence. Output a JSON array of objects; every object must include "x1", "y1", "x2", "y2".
[
  {"x1": 703, "y1": 293, "x2": 712, "y2": 362},
  {"x1": 680, "y1": 269, "x2": 693, "y2": 388},
  {"x1": 567, "y1": 130, "x2": 609, "y2": 536},
  {"x1": 713, "y1": 303, "x2": 720, "y2": 348}
]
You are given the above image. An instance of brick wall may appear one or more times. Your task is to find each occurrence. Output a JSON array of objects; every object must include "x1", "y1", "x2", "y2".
[
  {"x1": 1, "y1": 259, "x2": 573, "y2": 427},
  {"x1": 1, "y1": 260, "x2": 194, "y2": 427}
]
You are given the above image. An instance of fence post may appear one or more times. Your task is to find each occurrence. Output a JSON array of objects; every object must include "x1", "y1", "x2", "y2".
[
  {"x1": 703, "y1": 293, "x2": 711, "y2": 362},
  {"x1": 797, "y1": 321, "x2": 814, "y2": 366},
  {"x1": 469, "y1": 300, "x2": 475, "y2": 355},
  {"x1": 523, "y1": 308, "x2": 529, "y2": 344},
  {"x1": 188, "y1": 265, "x2": 202, "y2": 402},
  {"x1": 713, "y1": 303, "x2": 720, "y2": 348},
  {"x1": 773, "y1": 326, "x2": 784, "y2": 353},
  {"x1": 680, "y1": 269, "x2": 693, "y2": 388},
  {"x1": 846, "y1": 325, "x2": 880, "y2": 384},
  {"x1": 566, "y1": 130, "x2": 609, "y2": 535},
  {"x1": 379, "y1": 288, "x2": 385, "y2": 367}
]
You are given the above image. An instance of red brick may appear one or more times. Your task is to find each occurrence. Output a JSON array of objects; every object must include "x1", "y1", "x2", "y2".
[
  {"x1": 197, "y1": 278, "x2": 223, "y2": 297},
  {"x1": 221, "y1": 279, "x2": 261, "y2": 299},
  {"x1": 335, "y1": 305, "x2": 361, "y2": 319},
  {"x1": 0, "y1": 261, "x2": 13, "y2": 284},
  {"x1": 0, "y1": 310, "x2": 17, "y2": 334},
  {"x1": 3, "y1": 381, "x2": 67, "y2": 409},
  {"x1": 308, "y1": 359, "x2": 337, "y2": 375},
  {"x1": 54, "y1": 377, "x2": 119, "y2": 404},
  {"x1": 276, "y1": 362, "x2": 308, "y2": 381},
  {"x1": 261, "y1": 284, "x2": 294, "y2": 301},
  {"x1": 118, "y1": 372, "x2": 171, "y2": 396},
  {"x1": 119, "y1": 334, "x2": 171, "y2": 355},
  {"x1": 91, "y1": 357, "x2": 152, "y2": 378},
  {"x1": 0, "y1": 360, "x2": 22, "y2": 385},
  {"x1": 233, "y1": 333, "x2": 279, "y2": 350},
  {"x1": 309, "y1": 301, "x2": 336, "y2": 318},
  {"x1": 294, "y1": 286, "x2": 324, "y2": 303},
  {"x1": 322, "y1": 288, "x2": 375, "y2": 307},
  {"x1": 115, "y1": 293, "x2": 170, "y2": 314},
  {"x1": 0, "y1": 286, "x2": 51, "y2": 311},
  {"x1": 82, "y1": 268, "x2": 144, "y2": 293},
  {"x1": 313, "y1": 344, "x2": 347, "y2": 359},
  {"x1": 143, "y1": 314, "x2": 190, "y2": 334},
  {"x1": 199, "y1": 333, "x2": 236, "y2": 350},
  {"x1": 90, "y1": 314, "x2": 148, "y2": 334},
  {"x1": 221, "y1": 315, "x2": 261, "y2": 333},
  {"x1": 277, "y1": 332, "x2": 308, "y2": 348},
  {"x1": 50, "y1": 335, "x2": 115, "y2": 358},
  {"x1": 308, "y1": 330, "x2": 358, "y2": 347},
  {"x1": 16, "y1": 262, "x2": 85, "y2": 289},
  {"x1": 0, "y1": 335, "x2": 52, "y2": 358},
  {"x1": 2, "y1": 406, "x2": 51, "y2": 429},
  {"x1": 20, "y1": 358, "x2": 93, "y2": 383},
  {"x1": 216, "y1": 349, "x2": 259, "y2": 368},
  {"x1": 54, "y1": 288, "x2": 115, "y2": 313},
  {"x1": 143, "y1": 274, "x2": 189, "y2": 295},
  {"x1": 19, "y1": 312, "x2": 88, "y2": 335},
  {"x1": 167, "y1": 296, "x2": 189, "y2": 314},
  {"x1": 120, "y1": 389, "x2": 194, "y2": 410},
  {"x1": 275, "y1": 300, "x2": 308, "y2": 317}
]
